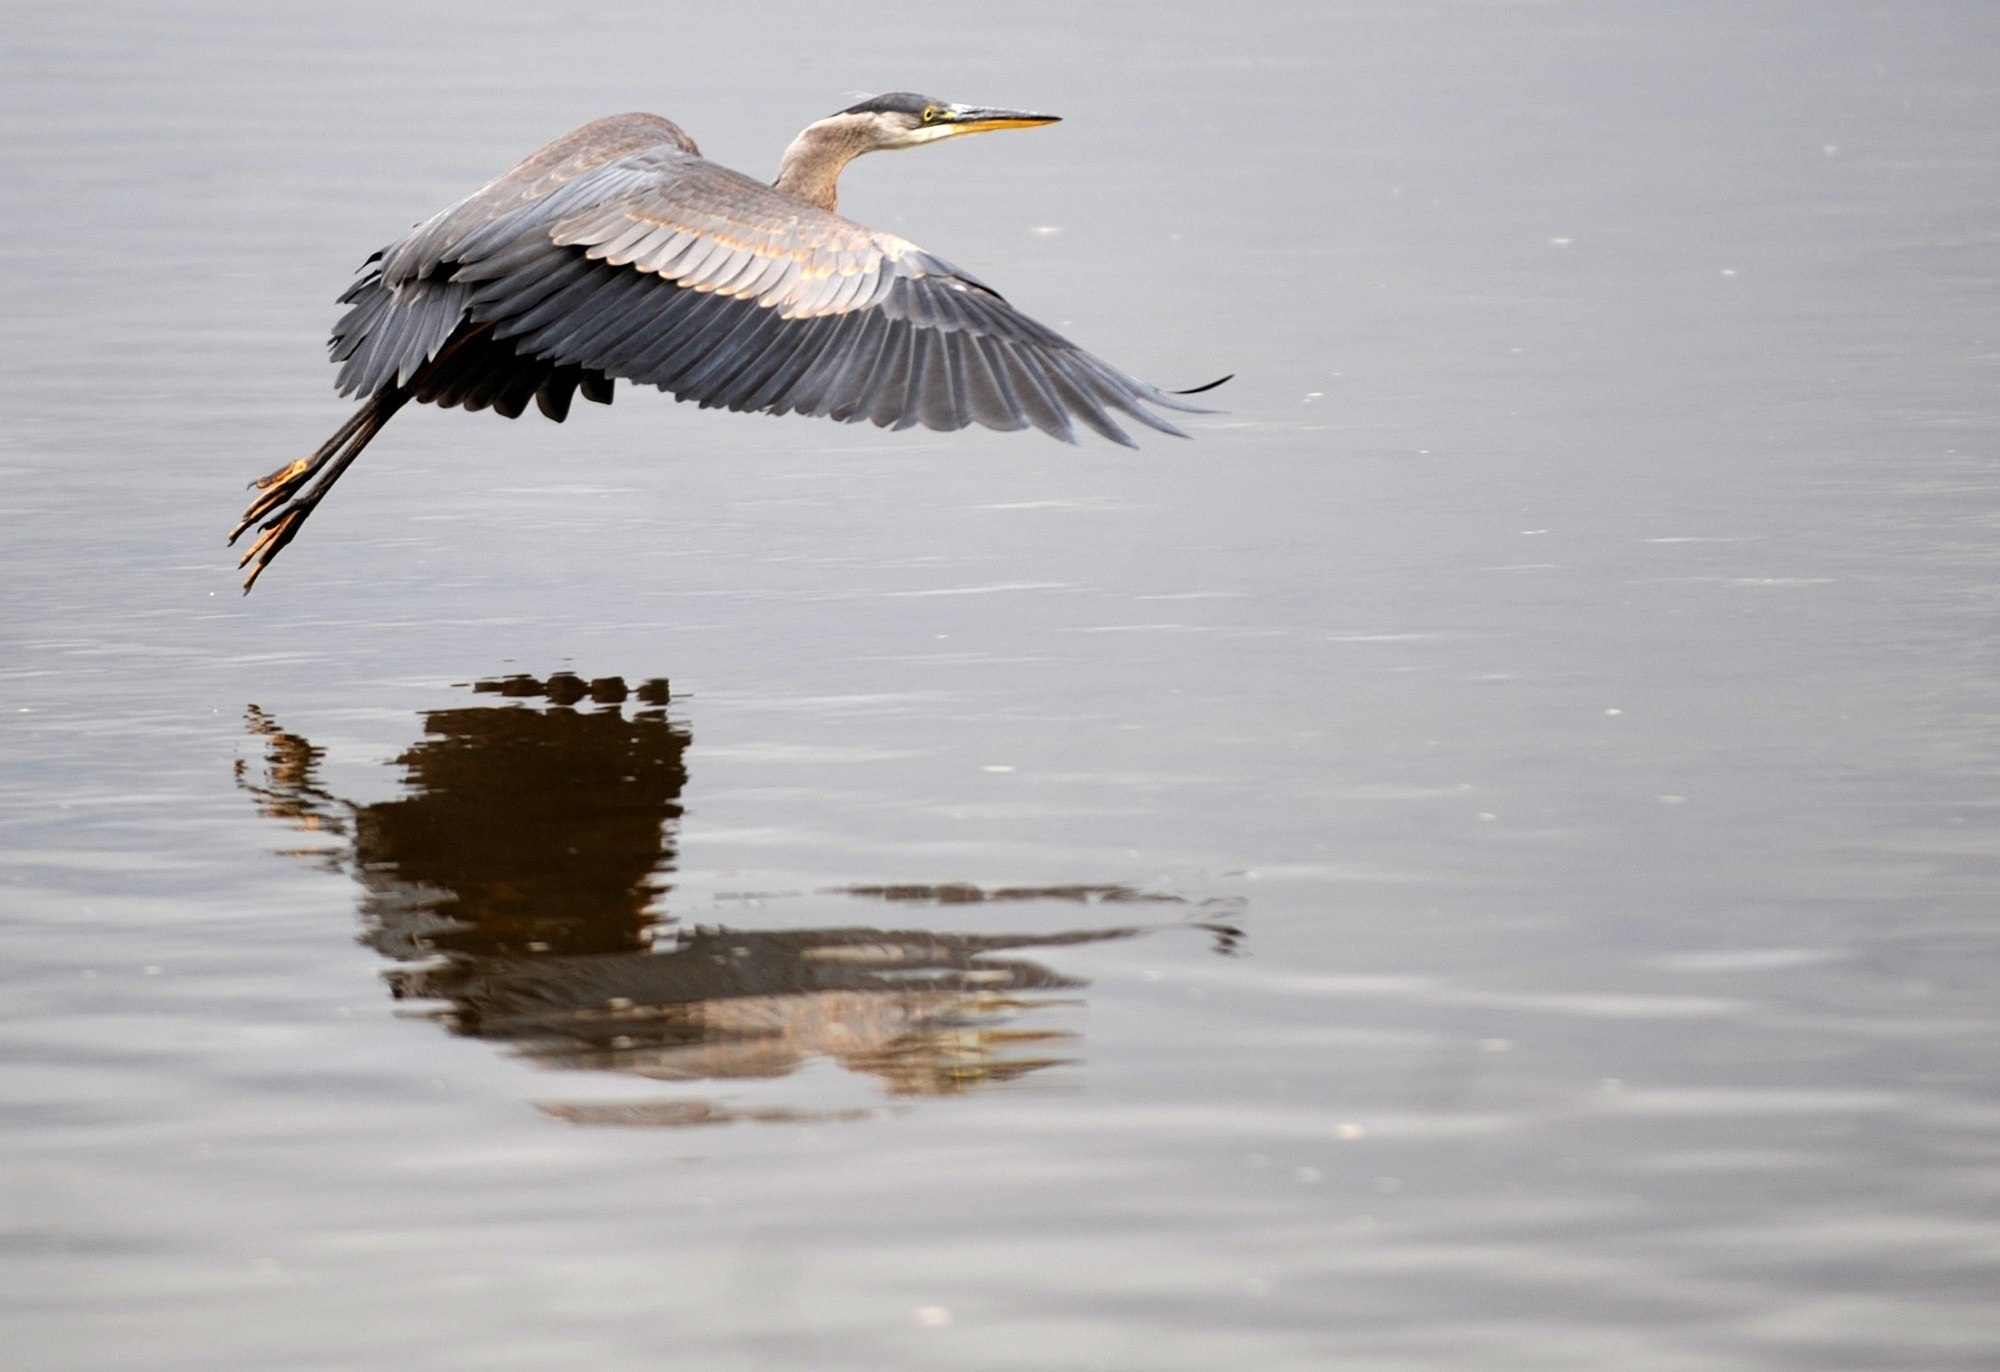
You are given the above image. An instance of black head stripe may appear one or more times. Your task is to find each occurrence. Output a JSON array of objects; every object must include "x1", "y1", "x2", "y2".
[{"x1": 836, "y1": 91, "x2": 938, "y2": 117}]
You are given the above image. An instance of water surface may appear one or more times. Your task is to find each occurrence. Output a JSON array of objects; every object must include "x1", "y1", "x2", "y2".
[{"x1": 4, "y1": 3, "x2": 1999, "y2": 1368}]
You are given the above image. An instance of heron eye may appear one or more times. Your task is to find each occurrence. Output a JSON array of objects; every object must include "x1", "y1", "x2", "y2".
[{"x1": 921, "y1": 107, "x2": 940, "y2": 124}]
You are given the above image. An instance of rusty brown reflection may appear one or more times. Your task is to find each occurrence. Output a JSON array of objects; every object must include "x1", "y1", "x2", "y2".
[{"x1": 237, "y1": 674, "x2": 1233, "y2": 1124}]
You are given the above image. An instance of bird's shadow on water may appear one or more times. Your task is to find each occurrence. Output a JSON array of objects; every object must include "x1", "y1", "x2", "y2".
[{"x1": 234, "y1": 671, "x2": 1243, "y2": 1127}]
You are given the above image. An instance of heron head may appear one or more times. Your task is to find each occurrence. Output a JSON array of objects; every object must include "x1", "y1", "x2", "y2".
[{"x1": 835, "y1": 92, "x2": 1060, "y2": 151}]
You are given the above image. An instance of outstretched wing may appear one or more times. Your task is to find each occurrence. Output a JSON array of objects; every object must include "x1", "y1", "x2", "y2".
[{"x1": 334, "y1": 130, "x2": 1208, "y2": 445}]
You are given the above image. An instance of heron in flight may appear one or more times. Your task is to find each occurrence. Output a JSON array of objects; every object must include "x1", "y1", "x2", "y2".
[{"x1": 229, "y1": 93, "x2": 1221, "y2": 591}]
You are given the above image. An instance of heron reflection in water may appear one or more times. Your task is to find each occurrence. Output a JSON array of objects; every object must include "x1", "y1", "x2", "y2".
[
  {"x1": 230, "y1": 94, "x2": 1225, "y2": 589},
  {"x1": 236, "y1": 673, "x2": 1237, "y2": 1125}
]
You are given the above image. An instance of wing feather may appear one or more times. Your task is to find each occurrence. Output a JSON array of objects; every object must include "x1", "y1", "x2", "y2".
[
  {"x1": 1039, "y1": 360, "x2": 1134, "y2": 447},
  {"x1": 815, "y1": 311, "x2": 899, "y2": 422},
  {"x1": 592, "y1": 288, "x2": 706, "y2": 374},
  {"x1": 709, "y1": 311, "x2": 829, "y2": 412},
  {"x1": 588, "y1": 217, "x2": 656, "y2": 263},
  {"x1": 627, "y1": 289, "x2": 738, "y2": 387},
  {"x1": 673, "y1": 302, "x2": 787, "y2": 399},
  {"x1": 464, "y1": 250, "x2": 592, "y2": 326},
  {"x1": 493, "y1": 261, "x2": 623, "y2": 340},
  {"x1": 863, "y1": 325, "x2": 920, "y2": 429},
  {"x1": 891, "y1": 333, "x2": 935, "y2": 432},
  {"x1": 630, "y1": 229, "x2": 701, "y2": 274},
  {"x1": 762, "y1": 323, "x2": 854, "y2": 414},
  {"x1": 536, "y1": 368, "x2": 580, "y2": 422},
  {"x1": 924, "y1": 332, "x2": 972, "y2": 432},
  {"x1": 993, "y1": 340, "x2": 1080, "y2": 443},
  {"x1": 960, "y1": 334, "x2": 1027, "y2": 432},
  {"x1": 524, "y1": 267, "x2": 657, "y2": 360}
]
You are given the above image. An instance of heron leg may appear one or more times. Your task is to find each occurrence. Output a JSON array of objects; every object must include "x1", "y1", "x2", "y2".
[
  {"x1": 228, "y1": 405, "x2": 377, "y2": 544},
  {"x1": 230, "y1": 391, "x2": 409, "y2": 593}
]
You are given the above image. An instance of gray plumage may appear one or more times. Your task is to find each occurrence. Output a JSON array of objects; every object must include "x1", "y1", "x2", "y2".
[{"x1": 231, "y1": 100, "x2": 1219, "y2": 590}]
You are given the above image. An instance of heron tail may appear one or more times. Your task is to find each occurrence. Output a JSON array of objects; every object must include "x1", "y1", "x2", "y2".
[{"x1": 229, "y1": 389, "x2": 410, "y2": 593}]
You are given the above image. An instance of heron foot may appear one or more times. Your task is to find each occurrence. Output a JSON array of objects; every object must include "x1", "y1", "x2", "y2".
[
  {"x1": 237, "y1": 502, "x2": 313, "y2": 594},
  {"x1": 229, "y1": 457, "x2": 318, "y2": 545},
  {"x1": 251, "y1": 456, "x2": 311, "y2": 492},
  {"x1": 226, "y1": 392, "x2": 407, "y2": 593}
]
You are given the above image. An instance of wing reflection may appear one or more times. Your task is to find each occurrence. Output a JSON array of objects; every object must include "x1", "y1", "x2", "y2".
[{"x1": 237, "y1": 673, "x2": 1234, "y2": 1124}]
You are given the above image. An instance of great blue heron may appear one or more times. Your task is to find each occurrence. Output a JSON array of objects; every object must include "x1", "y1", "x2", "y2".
[{"x1": 230, "y1": 93, "x2": 1222, "y2": 591}]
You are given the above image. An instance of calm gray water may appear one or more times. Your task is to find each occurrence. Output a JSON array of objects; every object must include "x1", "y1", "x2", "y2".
[{"x1": 4, "y1": 2, "x2": 1999, "y2": 1368}]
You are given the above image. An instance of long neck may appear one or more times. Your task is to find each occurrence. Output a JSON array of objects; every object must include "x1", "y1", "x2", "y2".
[{"x1": 773, "y1": 114, "x2": 877, "y2": 212}]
